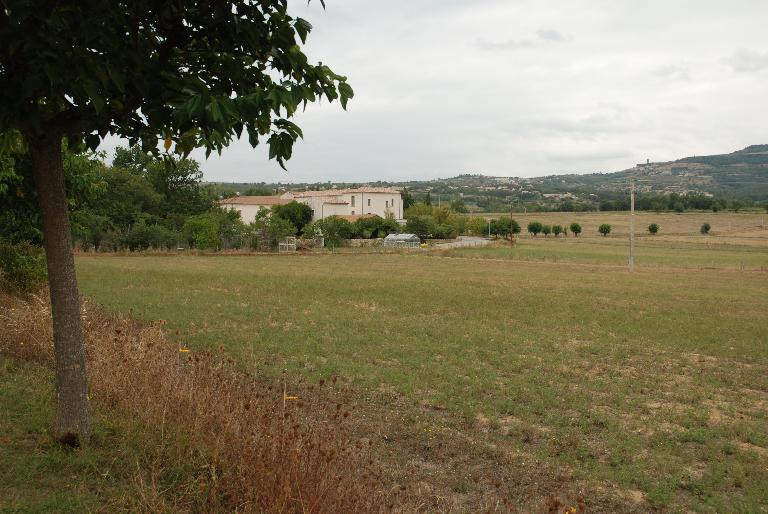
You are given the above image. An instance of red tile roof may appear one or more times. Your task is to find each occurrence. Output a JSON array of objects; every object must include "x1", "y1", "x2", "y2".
[{"x1": 219, "y1": 196, "x2": 290, "y2": 206}]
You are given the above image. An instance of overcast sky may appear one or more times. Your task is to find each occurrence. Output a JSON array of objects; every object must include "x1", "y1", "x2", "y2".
[{"x1": 105, "y1": 0, "x2": 768, "y2": 183}]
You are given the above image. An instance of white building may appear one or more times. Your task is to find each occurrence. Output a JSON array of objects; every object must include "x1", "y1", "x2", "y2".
[
  {"x1": 220, "y1": 187, "x2": 404, "y2": 223},
  {"x1": 219, "y1": 195, "x2": 291, "y2": 223}
]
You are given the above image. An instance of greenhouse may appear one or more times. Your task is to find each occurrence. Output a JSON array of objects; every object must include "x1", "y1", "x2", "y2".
[{"x1": 383, "y1": 233, "x2": 421, "y2": 248}]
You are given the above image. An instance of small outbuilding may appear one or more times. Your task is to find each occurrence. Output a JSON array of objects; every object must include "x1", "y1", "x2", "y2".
[{"x1": 383, "y1": 233, "x2": 421, "y2": 248}]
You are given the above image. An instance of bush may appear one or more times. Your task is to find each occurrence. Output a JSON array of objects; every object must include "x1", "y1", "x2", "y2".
[
  {"x1": 490, "y1": 217, "x2": 520, "y2": 238},
  {"x1": 598, "y1": 224, "x2": 612, "y2": 237},
  {"x1": 467, "y1": 217, "x2": 489, "y2": 236},
  {"x1": 570, "y1": 222, "x2": 582, "y2": 237},
  {"x1": 126, "y1": 221, "x2": 178, "y2": 251},
  {"x1": 527, "y1": 221, "x2": 543, "y2": 236},
  {"x1": 552, "y1": 225, "x2": 563, "y2": 237},
  {"x1": 648, "y1": 223, "x2": 659, "y2": 235},
  {"x1": 352, "y1": 215, "x2": 399, "y2": 239},
  {"x1": 271, "y1": 201, "x2": 313, "y2": 234},
  {"x1": 700, "y1": 223, "x2": 711, "y2": 235},
  {"x1": 541, "y1": 225, "x2": 552, "y2": 237},
  {"x1": 0, "y1": 240, "x2": 47, "y2": 294},
  {"x1": 405, "y1": 215, "x2": 437, "y2": 240},
  {"x1": 433, "y1": 223, "x2": 457, "y2": 239},
  {"x1": 313, "y1": 216, "x2": 353, "y2": 248}
]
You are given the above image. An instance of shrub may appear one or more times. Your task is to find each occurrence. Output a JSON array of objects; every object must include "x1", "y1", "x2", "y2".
[
  {"x1": 541, "y1": 225, "x2": 552, "y2": 237},
  {"x1": 271, "y1": 201, "x2": 313, "y2": 234},
  {"x1": 700, "y1": 223, "x2": 711, "y2": 235},
  {"x1": 527, "y1": 221, "x2": 543, "y2": 236},
  {"x1": 489, "y1": 217, "x2": 520, "y2": 238},
  {"x1": 314, "y1": 216, "x2": 353, "y2": 248},
  {"x1": 467, "y1": 217, "x2": 489, "y2": 236},
  {"x1": 648, "y1": 223, "x2": 659, "y2": 235},
  {"x1": 405, "y1": 215, "x2": 437, "y2": 240},
  {"x1": 433, "y1": 224, "x2": 458, "y2": 239},
  {"x1": 0, "y1": 240, "x2": 47, "y2": 294},
  {"x1": 352, "y1": 215, "x2": 398, "y2": 239},
  {"x1": 598, "y1": 224, "x2": 612, "y2": 237},
  {"x1": 552, "y1": 225, "x2": 563, "y2": 237},
  {"x1": 570, "y1": 222, "x2": 582, "y2": 237}
]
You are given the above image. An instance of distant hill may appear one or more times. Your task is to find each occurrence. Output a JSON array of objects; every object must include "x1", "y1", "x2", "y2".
[{"x1": 212, "y1": 146, "x2": 768, "y2": 212}]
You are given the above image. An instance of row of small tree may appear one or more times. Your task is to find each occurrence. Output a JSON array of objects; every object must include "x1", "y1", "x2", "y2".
[{"x1": 526, "y1": 221, "x2": 586, "y2": 237}]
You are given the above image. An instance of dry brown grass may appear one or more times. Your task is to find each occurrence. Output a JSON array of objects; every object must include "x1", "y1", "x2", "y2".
[
  {"x1": 0, "y1": 291, "x2": 389, "y2": 513},
  {"x1": 1, "y1": 290, "x2": 604, "y2": 513}
]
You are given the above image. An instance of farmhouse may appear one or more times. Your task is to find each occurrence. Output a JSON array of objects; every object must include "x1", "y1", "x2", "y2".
[
  {"x1": 221, "y1": 187, "x2": 404, "y2": 223},
  {"x1": 219, "y1": 195, "x2": 291, "y2": 223}
]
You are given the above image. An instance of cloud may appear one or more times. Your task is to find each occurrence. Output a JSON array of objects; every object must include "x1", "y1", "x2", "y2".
[
  {"x1": 101, "y1": 0, "x2": 768, "y2": 182},
  {"x1": 724, "y1": 49, "x2": 768, "y2": 73},
  {"x1": 536, "y1": 28, "x2": 567, "y2": 42},
  {"x1": 652, "y1": 64, "x2": 691, "y2": 81},
  {"x1": 477, "y1": 38, "x2": 534, "y2": 51}
]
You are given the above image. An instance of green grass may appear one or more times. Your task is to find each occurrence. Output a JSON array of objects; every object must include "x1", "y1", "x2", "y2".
[
  {"x1": 0, "y1": 354, "x2": 209, "y2": 513},
  {"x1": 74, "y1": 251, "x2": 768, "y2": 512},
  {"x1": 443, "y1": 237, "x2": 768, "y2": 269},
  {"x1": 0, "y1": 356, "x2": 130, "y2": 513}
]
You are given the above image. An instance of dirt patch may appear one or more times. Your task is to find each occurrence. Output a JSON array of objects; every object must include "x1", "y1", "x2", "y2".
[{"x1": 738, "y1": 442, "x2": 768, "y2": 458}]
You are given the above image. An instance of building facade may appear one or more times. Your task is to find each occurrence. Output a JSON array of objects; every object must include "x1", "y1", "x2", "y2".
[{"x1": 221, "y1": 187, "x2": 404, "y2": 223}]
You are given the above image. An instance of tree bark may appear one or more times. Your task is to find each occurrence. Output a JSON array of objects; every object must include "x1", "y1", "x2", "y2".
[{"x1": 28, "y1": 133, "x2": 91, "y2": 445}]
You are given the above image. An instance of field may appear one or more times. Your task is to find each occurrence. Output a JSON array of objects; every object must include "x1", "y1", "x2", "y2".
[
  {"x1": 66, "y1": 212, "x2": 768, "y2": 512},
  {"x1": 458, "y1": 212, "x2": 768, "y2": 269}
]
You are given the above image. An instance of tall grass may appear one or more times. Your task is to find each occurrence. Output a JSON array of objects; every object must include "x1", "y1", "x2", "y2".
[{"x1": 0, "y1": 291, "x2": 386, "y2": 513}]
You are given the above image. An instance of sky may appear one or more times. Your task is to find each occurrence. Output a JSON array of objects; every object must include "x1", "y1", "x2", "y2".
[{"x1": 104, "y1": 0, "x2": 768, "y2": 183}]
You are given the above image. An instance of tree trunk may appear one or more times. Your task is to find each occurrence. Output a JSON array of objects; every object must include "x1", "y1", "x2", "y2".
[{"x1": 28, "y1": 133, "x2": 91, "y2": 445}]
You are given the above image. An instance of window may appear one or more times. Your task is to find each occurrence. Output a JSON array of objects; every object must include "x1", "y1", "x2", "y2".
[
  {"x1": 367, "y1": 198, "x2": 371, "y2": 206},
  {"x1": 351, "y1": 195, "x2": 355, "y2": 207},
  {"x1": 351, "y1": 210, "x2": 355, "y2": 215}
]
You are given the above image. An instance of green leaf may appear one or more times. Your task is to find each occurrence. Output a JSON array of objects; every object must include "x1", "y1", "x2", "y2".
[
  {"x1": 338, "y1": 82, "x2": 354, "y2": 110},
  {"x1": 294, "y1": 18, "x2": 312, "y2": 44},
  {"x1": 106, "y1": 64, "x2": 126, "y2": 93},
  {"x1": 83, "y1": 81, "x2": 105, "y2": 114}
]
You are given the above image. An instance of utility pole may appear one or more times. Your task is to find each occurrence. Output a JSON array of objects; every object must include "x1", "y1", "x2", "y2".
[
  {"x1": 629, "y1": 177, "x2": 635, "y2": 272},
  {"x1": 510, "y1": 200, "x2": 514, "y2": 245}
]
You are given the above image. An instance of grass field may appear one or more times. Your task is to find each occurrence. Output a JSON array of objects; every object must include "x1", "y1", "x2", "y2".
[
  {"x1": 452, "y1": 212, "x2": 768, "y2": 269},
  {"x1": 71, "y1": 216, "x2": 768, "y2": 512}
]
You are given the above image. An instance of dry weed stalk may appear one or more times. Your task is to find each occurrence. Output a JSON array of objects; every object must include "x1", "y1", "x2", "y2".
[{"x1": 0, "y1": 291, "x2": 387, "y2": 513}]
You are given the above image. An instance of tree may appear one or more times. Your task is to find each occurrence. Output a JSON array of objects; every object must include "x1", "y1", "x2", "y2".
[
  {"x1": 404, "y1": 202, "x2": 433, "y2": 219},
  {"x1": 552, "y1": 225, "x2": 563, "y2": 237},
  {"x1": 272, "y1": 201, "x2": 313, "y2": 235},
  {"x1": 701, "y1": 223, "x2": 711, "y2": 235},
  {"x1": 730, "y1": 200, "x2": 743, "y2": 213},
  {"x1": 313, "y1": 216, "x2": 353, "y2": 248},
  {"x1": 598, "y1": 224, "x2": 612, "y2": 237},
  {"x1": 527, "y1": 221, "x2": 543, "y2": 236},
  {"x1": 467, "y1": 217, "x2": 489, "y2": 236},
  {"x1": 569, "y1": 222, "x2": 582, "y2": 237},
  {"x1": 0, "y1": 0, "x2": 351, "y2": 445},
  {"x1": 541, "y1": 225, "x2": 552, "y2": 237},
  {"x1": 648, "y1": 223, "x2": 659, "y2": 235},
  {"x1": 406, "y1": 215, "x2": 437, "y2": 240},
  {"x1": 490, "y1": 217, "x2": 521, "y2": 238},
  {"x1": 450, "y1": 199, "x2": 468, "y2": 213},
  {"x1": 400, "y1": 187, "x2": 415, "y2": 210},
  {"x1": 424, "y1": 191, "x2": 432, "y2": 206},
  {"x1": 244, "y1": 186, "x2": 273, "y2": 196}
]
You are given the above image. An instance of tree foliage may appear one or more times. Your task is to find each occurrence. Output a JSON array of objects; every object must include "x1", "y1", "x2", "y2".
[
  {"x1": 569, "y1": 222, "x2": 582, "y2": 237},
  {"x1": 1, "y1": 0, "x2": 353, "y2": 165},
  {"x1": 527, "y1": 221, "x2": 543, "y2": 236},
  {"x1": 272, "y1": 201, "x2": 313, "y2": 234},
  {"x1": 598, "y1": 224, "x2": 612, "y2": 237},
  {"x1": 648, "y1": 223, "x2": 659, "y2": 235}
]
